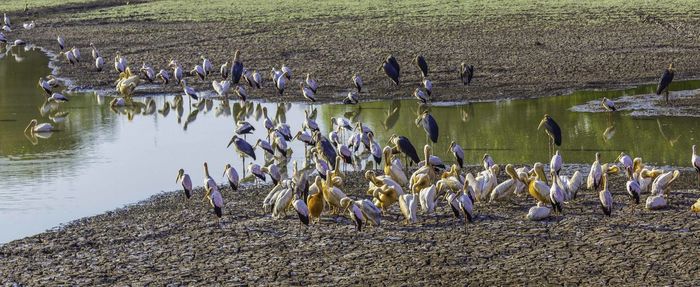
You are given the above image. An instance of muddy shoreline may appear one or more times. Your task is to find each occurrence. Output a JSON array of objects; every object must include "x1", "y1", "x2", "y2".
[
  {"x1": 1, "y1": 165, "x2": 699, "y2": 285},
  {"x1": 5, "y1": 4, "x2": 700, "y2": 109}
]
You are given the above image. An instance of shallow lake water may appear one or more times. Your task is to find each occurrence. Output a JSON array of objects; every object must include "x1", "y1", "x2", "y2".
[{"x1": 1, "y1": 45, "x2": 699, "y2": 243}]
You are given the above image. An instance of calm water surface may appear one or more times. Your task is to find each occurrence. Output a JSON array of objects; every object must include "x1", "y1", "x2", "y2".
[{"x1": 1, "y1": 46, "x2": 699, "y2": 243}]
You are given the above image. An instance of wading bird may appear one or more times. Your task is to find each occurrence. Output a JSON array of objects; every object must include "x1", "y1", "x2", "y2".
[
  {"x1": 388, "y1": 134, "x2": 420, "y2": 165},
  {"x1": 550, "y1": 150, "x2": 562, "y2": 175},
  {"x1": 89, "y1": 43, "x2": 100, "y2": 59},
  {"x1": 423, "y1": 78, "x2": 432, "y2": 97},
  {"x1": 538, "y1": 114, "x2": 562, "y2": 152},
  {"x1": 305, "y1": 73, "x2": 318, "y2": 93},
  {"x1": 343, "y1": 92, "x2": 358, "y2": 104},
  {"x1": 57, "y1": 35, "x2": 65, "y2": 51},
  {"x1": 413, "y1": 88, "x2": 428, "y2": 104},
  {"x1": 227, "y1": 135, "x2": 256, "y2": 160},
  {"x1": 353, "y1": 73, "x2": 363, "y2": 93},
  {"x1": 223, "y1": 164, "x2": 239, "y2": 191},
  {"x1": 181, "y1": 80, "x2": 198, "y2": 100},
  {"x1": 449, "y1": 141, "x2": 464, "y2": 169},
  {"x1": 599, "y1": 173, "x2": 613, "y2": 216},
  {"x1": 95, "y1": 56, "x2": 104, "y2": 71},
  {"x1": 413, "y1": 55, "x2": 428, "y2": 77},
  {"x1": 340, "y1": 197, "x2": 364, "y2": 231},
  {"x1": 656, "y1": 63, "x2": 674, "y2": 104},
  {"x1": 24, "y1": 119, "x2": 54, "y2": 134},
  {"x1": 176, "y1": 168, "x2": 193, "y2": 199},
  {"x1": 300, "y1": 82, "x2": 315, "y2": 102},
  {"x1": 417, "y1": 111, "x2": 438, "y2": 143},
  {"x1": 231, "y1": 50, "x2": 243, "y2": 84},
  {"x1": 378, "y1": 55, "x2": 400, "y2": 85},
  {"x1": 602, "y1": 97, "x2": 616, "y2": 111},
  {"x1": 587, "y1": 152, "x2": 603, "y2": 191},
  {"x1": 460, "y1": 63, "x2": 474, "y2": 85},
  {"x1": 693, "y1": 145, "x2": 699, "y2": 188}
]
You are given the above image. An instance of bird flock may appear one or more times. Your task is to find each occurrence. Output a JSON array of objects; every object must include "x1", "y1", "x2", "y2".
[{"x1": 3, "y1": 12, "x2": 700, "y2": 231}]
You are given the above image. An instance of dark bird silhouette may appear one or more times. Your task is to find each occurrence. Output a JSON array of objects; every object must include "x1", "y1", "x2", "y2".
[
  {"x1": 389, "y1": 134, "x2": 420, "y2": 164},
  {"x1": 656, "y1": 63, "x2": 674, "y2": 104},
  {"x1": 413, "y1": 55, "x2": 428, "y2": 77},
  {"x1": 378, "y1": 55, "x2": 400, "y2": 85},
  {"x1": 417, "y1": 111, "x2": 439, "y2": 143},
  {"x1": 538, "y1": 114, "x2": 562, "y2": 154},
  {"x1": 230, "y1": 50, "x2": 244, "y2": 84},
  {"x1": 460, "y1": 63, "x2": 474, "y2": 85}
]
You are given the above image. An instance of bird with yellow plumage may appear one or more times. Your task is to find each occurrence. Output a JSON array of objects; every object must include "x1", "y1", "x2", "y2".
[
  {"x1": 307, "y1": 176, "x2": 325, "y2": 223},
  {"x1": 322, "y1": 170, "x2": 347, "y2": 214},
  {"x1": 383, "y1": 146, "x2": 408, "y2": 186},
  {"x1": 115, "y1": 67, "x2": 141, "y2": 97},
  {"x1": 692, "y1": 198, "x2": 700, "y2": 213},
  {"x1": 526, "y1": 163, "x2": 551, "y2": 204}
]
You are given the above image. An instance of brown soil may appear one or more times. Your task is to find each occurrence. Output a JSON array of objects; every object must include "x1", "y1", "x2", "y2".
[
  {"x1": 6, "y1": 2, "x2": 700, "y2": 107},
  {"x1": 1, "y1": 165, "x2": 699, "y2": 285}
]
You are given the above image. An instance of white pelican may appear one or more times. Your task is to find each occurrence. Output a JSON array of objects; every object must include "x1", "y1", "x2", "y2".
[
  {"x1": 599, "y1": 174, "x2": 613, "y2": 216},
  {"x1": 95, "y1": 56, "x2": 104, "y2": 71},
  {"x1": 526, "y1": 203, "x2": 551, "y2": 221},
  {"x1": 419, "y1": 185, "x2": 437, "y2": 215},
  {"x1": 300, "y1": 82, "x2": 315, "y2": 102},
  {"x1": 352, "y1": 73, "x2": 363, "y2": 93},
  {"x1": 398, "y1": 193, "x2": 417, "y2": 224},
  {"x1": 57, "y1": 35, "x2": 65, "y2": 51},
  {"x1": 340, "y1": 197, "x2": 364, "y2": 231},
  {"x1": 262, "y1": 164, "x2": 281, "y2": 186},
  {"x1": 449, "y1": 141, "x2": 464, "y2": 169},
  {"x1": 693, "y1": 145, "x2": 699, "y2": 188},
  {"x1": 343, "y1": 92, "x2": 359, "y2": 104},
  {"x1": 587, "y1": 152, "x2": 603, "y2": 191},
  {"x1": 272, "y1": 186, "x2": 293, "y2": 219},
  {"x1": 235, "y1": 85, "x2": 248, "y2": 101},
  {"x1": 220, "y1": 61, "x2": 230, "y2": 79},
  {"x1": 413, "y1": 88, "x2": 428, "y2": 104},
  {"x1": 601, "y1": 97, "x2": 616, "y2": 111},
  {"x1": 292, "y1": 199, "x2": 310, "y2": 226},
  {"x1": 89, "y1": 43, "x2": 100, "y2": 59},
  {"x1": 625, "y1": 176, "x2": 641, "y2": 205},
  {"x1": 156, "y1": 69, "x2": 170, "y2": 85},
  {"x1": 192, "y1": 65, "x2": 206, "y2": 80},
  {"x1": 549, "y1": 171, "x2": 565, "y2": 214},
  {"x1": 650, "y1": 170, "x2": 680, "y2": 196},
  {"x1": 223, "y1": 164, "x2": 239, "y2": 191},
  {"x1": 645, "y1": 194, "x2": 668, "y2": 210},
  {"x1": 550, "y1": 150, "x2": 562, "y2": 175},
  {"x1": 281, "y1": 64, "x2": 292, "y2": 80},
  {"x1": 201, "y1": 56, "x2": 212, "y2": 76},
  {"x1": 383, "y1": 147, "x2": 408, "y2": 186},
  {"x1": 365, "y1": 170, "x2": 404, "y2": 195},
  {"x1": 24, "y1": 119, "x2": 54, "y2": 133},
  {"x1": 180, "y1": 80, "x2": 198, "y2": 100},
  {"x1": 176, "y1": 168, "x2": 193, "y2": 199},
  {"x1": 22, "y1": 21, "x2": 35, "y2": 30},
  {"x1": 263, "y1": 181, "x2": 288, "y2": 213},
  {"x1": 212, "y1": 80, "x2": 231, "y2": 97},
  {"x1": 423, "y1": 78, "x2": 432, "y2": 97},
  {"x1": 48, "y1": 92, "x2": 68, "y2": 102},
  {"x1": 490, "y1": 164, "x2": 520, "y2": 202},
  {"x1": 305, "y1": 73, "x2": 318, "y2": 93},
  {"x1": 559, "y1": 170, "x2": 582, "y2": 200}
]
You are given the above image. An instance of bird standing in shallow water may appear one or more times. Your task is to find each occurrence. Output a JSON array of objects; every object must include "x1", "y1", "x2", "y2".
[
  {"x1": 656, "y1": 63, "x2": 674, "y2": 104},
  {"x1": 601, "y1": 97, "x2": 616, "y2": 111},
  {"x1": 538, "y1": 114, "x2": 562, "y2": 154}
]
